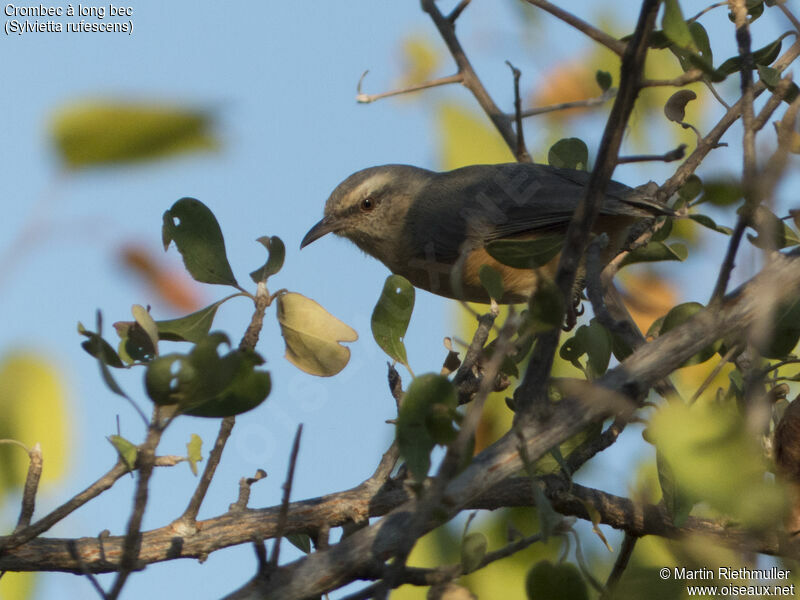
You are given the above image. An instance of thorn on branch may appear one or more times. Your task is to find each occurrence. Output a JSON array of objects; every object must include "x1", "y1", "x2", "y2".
[
  {"x1": 505, "y1": 60, "x2": 531, "y2": 162},
  {"x1": 447, "y1": 0, "x2": 471, "y2": 23}
]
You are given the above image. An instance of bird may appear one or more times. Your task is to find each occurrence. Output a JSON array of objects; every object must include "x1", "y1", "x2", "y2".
[{"x1": 301, "y1": 163, "x2": 675, "y2": 304}]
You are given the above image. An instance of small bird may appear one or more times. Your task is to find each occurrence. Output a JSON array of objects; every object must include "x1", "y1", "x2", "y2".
[{"x1": 301, "y1": 163, "x2": 674, "y2": 304}]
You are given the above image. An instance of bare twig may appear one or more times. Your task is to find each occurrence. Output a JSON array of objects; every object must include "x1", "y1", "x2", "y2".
[
  {"x1": 522, "y1": 0, "x2": 626, "y2": 56},
  {"x1": 515, "y1": 89, "x2": 615, "y2": 117},
  {"x1": 356, "y1": 71, "x2": 463, "y2": 104},
  {"x1": 687, "y1": 1, "x2": 728, "y2": 24},
  {"x1": 231, "y1": 469, "x2": 268, "y2": 512},
  {"x1": 599, "y1": 533, "x2": 637, "y2": 600},
  {"x1": 689, "y1": 345, "x2": 740, "y2": 404},
  {"x1": 641, "y1": 69, "x2": 706, "y2": 87},
  {"x1": 447, "y1": 0, "x2": 471, "y2": 23},
  {"x1": 506, "y1": 60, "x2": 531, "y2": 162},
  {"x1": 107, "y1": 415, "x2": 166, "y2": 600},
  {"x1": 617, "y1": 144, "x2": 687, "y2": 164},
  {"x1": 420, "y1": 0, "x2": 522, "y2": 158},
  {"x1": 178, "y1": 416, "x2": 235, "y2": 526},
  {"x1": 270, "y1": 424, "x2": 304, "y2": 568},
  {"x1": 67, "y1": 540, "x2": 109, "y2": 600}
]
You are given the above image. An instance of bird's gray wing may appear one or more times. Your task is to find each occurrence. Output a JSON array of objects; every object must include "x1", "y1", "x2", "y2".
[{"x1": 405, "y1": 163, "x2": 670, "y2": 260}]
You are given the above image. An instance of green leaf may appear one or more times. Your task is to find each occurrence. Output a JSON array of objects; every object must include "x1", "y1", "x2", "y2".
[
  {"x1": 527, "y1": 277, "x2": 564, "y2": 333},
  {"x1": 371, "y1": 275, "x2": 415, "y2": 370},
  {"x1": 396, "y1": 374, "x2": 457, "y2": 482},
  {"x1": 249, "y1": 235, "x2": 286, "y2": 284},
  {"x1": 659, "y1": 302, "x2": 720, "y2": 366},
  {"x1": 559, "y1": 319, "x2": 612, "y2": 377},
  {"x1": 547, "y1": 138, "x2": 588, "y2": 170},
  {"x1": 664, "y1": 90, "x2": 696, "y2": 123},
  {"x1": 526, "y1": 561, "x2": 588, "y2": 600},
  {"x1": 485, "y1": 236, "x2": 563, "y2": 270},
  {"x1": 79, "y1": 314, "x2": 133, "y2": 400},
  {"x1": 162, "y1": 197, "x2": 238, "y2": 287},
  {"x1": 461, "y1": 532, "x2": 487, "y2": 573},
  {"x1": 619, "y1": 241, "x2": 687, "y2": 267},
  {"x1": 595, "y1": 70, "x2": 612, "y2": 92},
  {"x1": 759, "y1": 65, "x2": 800, "y2": 103},
  {"x1": 657, "y1": 449, "x2": 695, "y2": 527},
  {"x1": 677, "y1": 174, "x2": 702, "y2": 202},
  {"x1": 747, "y1": 206, "x2": 800, "y2": 249},
  {"x1": 277, "y1": 292, "x2": 358, "y2": 377},
  {"x1": 132, "y1": 305, "x2": 159, "y2": 357},
  {"x1": 144, "y1": 334, "x2": 271, "y2": 417},
  {"x1": 689, "y1": 214, "x2": 733, "y2": 235},
  {"x1": 49, "y1": 100, "x2": 216, "y2": 169},
  {"x1": 649, "y1": 400, "x2": 787, "y2": 528},
  {"x1": 156, "y1": 296, "x2": 238, "y2": 343},
  {"x1": 478, "y1": 265, "x2": 505, "y2": 302},
  {"x1": 718, "y1": 34, "x2": 788, "y2": 75},
  {"x1": 697, "y1": 180, "x2": 743, "y2": 206},
  {"x1": 108, "y1": 435, "x2": 138, "y2": 471},
  {"x1": 760, "y1": 298, "x2": 800, "y2": 358},
  {"x1": 78, "y1": 321, "x2": 124, "y2": 368},
  {"x1": 186, "y1": 433, "x2": 203, "y2": 476},
  {"x1": 114, "y1": 320, "x2": 157, "y2": 363},
  {"x1": 662, "y1": 0, "x2": 696, "y2": 51},
  {"x1": 286, "y1": 533, "x2": 312, "y2": 554}
]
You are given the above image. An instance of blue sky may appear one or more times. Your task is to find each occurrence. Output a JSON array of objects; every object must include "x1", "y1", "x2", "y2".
[{"x1": 1, "y1": 2, "x2": 795, "y2": 598}]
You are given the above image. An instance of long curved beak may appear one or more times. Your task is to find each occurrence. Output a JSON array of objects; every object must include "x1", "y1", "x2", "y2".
[{"x1": 300, "y1": 216, "x2": 338, "y2": 249}]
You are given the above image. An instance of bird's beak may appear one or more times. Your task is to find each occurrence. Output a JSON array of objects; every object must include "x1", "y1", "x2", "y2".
[{"x1": 300, "y1": 216, "x2": 338, "y2": 249}]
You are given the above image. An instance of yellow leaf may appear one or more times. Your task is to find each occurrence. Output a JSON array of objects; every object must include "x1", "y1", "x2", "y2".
[
  {"x1": 437, "y1": 103, "x2": 514, "y2": 170},
  {"x1": 276, "y1": 293, "x2": 358, "y2": 377},
  {"x1": 49, "y1": 100, "x2": 217, "y2": 169},
  {"x1": 0, "y1": 353, "x2": 70, "y2": 492}
]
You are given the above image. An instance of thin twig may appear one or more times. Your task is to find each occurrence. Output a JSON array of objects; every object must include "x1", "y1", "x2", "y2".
[
  {"x1": 271, "y1": 424, "x2": 304, "y2": 568},
  {"x1": 447, "y1": 0, "x2": 471, "y2": 23},
  {"x1": 506, "y1": 60, "x2": 531, "y2": 162},
  {"x1": 421, "y1": 0, "x2": 522, "y2": 158},
  {"x1": 617, "y1": 144, "x2": 686, "y2": 164},
  {"x1": 522, "y1": 0, "x2": 626, "y2": 56},
  {"x1": 689, "y1": 345, "x2": 740, "y2": 404},
  {"x1": 687, "y1": 1, "x2": 728, "y2": 24},
  {"x1": 641, "y1": 70, "x2": 706, "y2": 87},
  {"x1": 14, "y1": 443, "x2": 42, "y2": 533},
  {"x1": 67, "y1": 540, "x2": 109, "y2": 599},
  {"x1": 230, "y1": 469, "x2": 268, "y2": 512},
  {"x1": 599, "y1": 533, "x2": 638, "y2": 600},
  {"x1": 516, "y1": 89, "x2": 615, "y2": 117},
  {"x1": 107, "y1": 416, "x2": 166, "y2": 600},
  {"x1": 178, "y1": 416, "x2": 235, "y2": 526},
  {"x1": 355, "y1": 71, "x2": 463, "y2": 104}
]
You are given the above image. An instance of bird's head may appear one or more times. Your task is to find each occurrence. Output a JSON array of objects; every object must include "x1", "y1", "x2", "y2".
[{"x1": 301, "y1": 165, "x2": 432, "y2": 269}]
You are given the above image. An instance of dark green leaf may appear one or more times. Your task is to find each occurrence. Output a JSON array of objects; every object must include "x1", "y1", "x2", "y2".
[
  {"x1": 249, "y1": 235, "x2": 286, "y2": 284},
  {"x1": 461, "y1": 532, "x2": 487, "y2": 573},
  {"x1": 689, "y1": 22, "x2": 712, "y2": 63},
  {"x1": 486, "y1": 236, "x2": 563, "y2": 270},
  {"x1": 758, "y1": 66, "x2": 800, "y2": 103},
  {"x1": 286, "y1": 533, "x2": 312, "y2": 554},
  {"x1": 619, "y1": 241, "x2": 687, "y2": 267},
  {"x1": 677, "y1": 174, "x2": 702, "y2": 202},
  {"x1": 547, "y1": 138, "x2": 588, "y2": 170},
  {"x1": 526, "y1": 561, "x2": 588, "y2": 600},
  {"x1": 396, "y1": 374, "x2": 457, "y2": 482},
  {"x1": 689, "y1": 214, "x2": 733, "y2": 235},
  {"x1": 657, "y1": 449, "x2": 695, "y2": 526},
  {"x1": 527, "y1": 277, "x2": 565, "y2": 333},
  {"x1": 156, "y1": 296, "x2": 237, "y2": 343},
  {"x1": 80, "y1": 314, "x2": 133, "y2": 400},
  {"x1": 583, "y1": 320, "x2": 613, "y2": 378},
  {"x1": 186, "y1": 433, "x2": 203, "y2": 476},
  {"x1": 78, "y1": 322, "x2": 124, "y2": 368},
  {"x1": 595, "y1": 70, "x2": 612, "y2": 92},
  {"x1": 664, "y1": 90, "x2": 697, "y2": 123},
  {"x1": 718, "y1": 34, "x2": 787, "y2": 75},
  {"x1": 659, "y1": 302, "x2": 720, "y2": 366},
  {"x1": 478, "y1": 265, "x2": 505, "y2": 302},
  {"x1": 371, "y1": 275, "x2": 415, "y2": 369},
  {"x1": 108, "y1": 435, "x2": 138, "y2": 471},
  {"x1": 698, "y1": 180, "x2": 743, "y2": 206},
  {"x1": 662, "y1": 0, "x2": 696, "y2": 51},
  {"x1": 650, "y1": 216, "x2": 673, "y2": 242},
  {"x1": 132, "y1": 304, "x2": 159, "y2": 357},
  {"x1": 184, "y1": 367, "x2": 271, "y2": 418},
  {"x1": 760, "y1": 298, "x2": 800, "y2": 358},
  {"x1": 162, "y1": 197, "x2": 238, "y2": 287}
]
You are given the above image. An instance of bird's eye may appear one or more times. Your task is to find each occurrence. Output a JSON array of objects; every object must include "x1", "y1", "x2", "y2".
[{"x1": 360, "y1": 197, "x2": 376, "y2": 212}]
